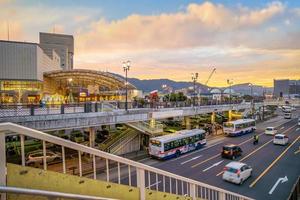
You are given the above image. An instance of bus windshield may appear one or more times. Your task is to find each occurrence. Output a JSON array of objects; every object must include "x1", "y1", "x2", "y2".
[
  {"x1": 224, "y1": 123, "x2": 234, "y2": 128},
  {"x1": 150, "y1": 140, "x2": 161, "y2": 147}
]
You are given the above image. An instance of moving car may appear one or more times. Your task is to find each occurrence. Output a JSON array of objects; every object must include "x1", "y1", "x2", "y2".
[
  {"x1": 284, "y1": 113, "x2": 292, "y2": 119},
  {"x1": 273, "y1": 134, "x2": 289, "y2": 145},
  {"x1": 298, "y1": 118, "x2": 300, "y2": 126},
  {"x1": 222, "y1": 162, "x2": 252, "y2": 185},
  {"x1": 265, "y1": 127, "x2": 278, "y2": 135},
  {"x1": 26, "y1": 150, "x2": 61, "y2": 165},
  {"x1": 221, "y1": 144, "x2": 242, "y2": 160}
]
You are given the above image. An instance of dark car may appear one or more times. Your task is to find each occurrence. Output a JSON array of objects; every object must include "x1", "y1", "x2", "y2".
[{"x1": 221, "y1": 144, "x2": 242, "y2": 160}]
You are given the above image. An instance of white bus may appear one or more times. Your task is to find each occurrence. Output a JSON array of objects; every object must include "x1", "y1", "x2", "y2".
[
  {"x1": 149, "y1": 129, "x2": 206, "y2": 159},
  {"x1": 223, "y1": 119, "x2": 256, "y2": 137}
]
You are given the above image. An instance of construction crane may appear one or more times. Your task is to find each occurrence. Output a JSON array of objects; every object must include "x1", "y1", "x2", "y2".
[{"x1": 205, "y1": 68, "x2": 216, "y2": 86}]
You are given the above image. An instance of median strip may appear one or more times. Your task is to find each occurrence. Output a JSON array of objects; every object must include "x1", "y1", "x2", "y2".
[{"x1": 249, "y1": 135, "x2": 300, "y2": 188}]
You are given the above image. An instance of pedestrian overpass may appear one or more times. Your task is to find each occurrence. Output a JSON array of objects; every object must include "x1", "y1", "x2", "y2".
[{"x1": 0, "y1": 123, "x2": 253, "y2": 200}]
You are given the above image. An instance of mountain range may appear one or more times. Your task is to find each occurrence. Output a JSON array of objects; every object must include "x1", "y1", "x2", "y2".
[{"x1": 113, "y1": 73, "x2": 273, "y2": 95}]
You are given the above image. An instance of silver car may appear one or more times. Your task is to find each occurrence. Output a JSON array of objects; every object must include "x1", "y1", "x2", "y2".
[{"x1": 26, "y1": 150, "x2": 61, "y2": 165}]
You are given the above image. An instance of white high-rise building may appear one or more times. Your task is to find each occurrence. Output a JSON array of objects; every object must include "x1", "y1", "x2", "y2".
[{"x1": 39, "y1": 32, "x2": 74, "y2": 70}]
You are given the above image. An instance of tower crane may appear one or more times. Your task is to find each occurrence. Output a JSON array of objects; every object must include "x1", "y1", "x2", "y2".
[{"x1": 205, "y1": 68, "x2": 216, "y2": 86}]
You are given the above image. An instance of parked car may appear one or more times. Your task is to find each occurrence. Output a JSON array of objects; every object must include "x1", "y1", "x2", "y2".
[
  {"x1": 221, "y1": 144, "x2": 242, "y2": 160},
  {"x1": 265, "y1": 127, "x2": 278, "y2": 135},
  {"x1": 273, "y1": 134, "x2": 289, "y2": 145},
  {"x1": 26, "y1": 150, "x2": 61, "y2": 165},
  {"x1": 222, "y1": 161, "x2": 252, "y2": 185}
]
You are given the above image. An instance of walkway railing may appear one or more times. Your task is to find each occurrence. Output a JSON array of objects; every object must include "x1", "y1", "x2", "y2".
[
  {"x1": 0, "y1": 123, "x2": 253, "y2": 200},
  {"x1": 127, "y1": 121, "x2": 164, "y2": 135},
  {"x1": 0, "y1": 186, "x2": 117, "y2": 200},
  {"x1": 0, "y1": 101, "x2": 252, "y2": 118}
]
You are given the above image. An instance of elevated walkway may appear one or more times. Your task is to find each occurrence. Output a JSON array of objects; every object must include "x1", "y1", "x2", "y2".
[{"x1": 0, "y1": 123, "x2": 253, "y2": 200}]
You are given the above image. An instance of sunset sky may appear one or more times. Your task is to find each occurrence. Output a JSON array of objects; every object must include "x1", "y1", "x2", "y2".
[{"x1": 0, "y1": 0, "x2": 299, "y2": 87}]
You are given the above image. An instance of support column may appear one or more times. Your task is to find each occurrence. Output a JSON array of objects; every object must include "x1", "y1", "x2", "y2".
[
  {"x1": 149, "y1": 118, "x2": 156, "y2": 129},
  {"x1": 211, "y1": 112, "x2": 216, "y2": 124},
  {"x1": 89, "y1": 127, "x2": 96, "y2": 148},
  {"x1": 184, "y1": 116, "x2": 191, "y2": 130},
  {"x1": 228, "y1": 110, "x2": 232, "y2": 122}
]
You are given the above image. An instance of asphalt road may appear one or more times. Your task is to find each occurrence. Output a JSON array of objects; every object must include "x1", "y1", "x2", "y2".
[{"x1": 144, "y1": 113, "x2": 300, "y2": 200}]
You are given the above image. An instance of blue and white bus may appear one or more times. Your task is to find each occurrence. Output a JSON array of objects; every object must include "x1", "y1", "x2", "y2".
[
  {"x1": 149, "y1": 129, "x2": 206, "y2": 159},
  {"x1": 223, "y1": 119, "x2": 256, "y2": 137}
]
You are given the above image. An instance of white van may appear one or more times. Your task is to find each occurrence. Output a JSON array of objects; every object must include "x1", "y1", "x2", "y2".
[
  {"x1": 265, "y1": 127, "x2": 277, "y2": 135},
  {"x1": 222, "y1": 162, "x2": 252, "y2": 185},
  {"x1": 284, "y1": 113, "x2": 292, "y2": 119}
]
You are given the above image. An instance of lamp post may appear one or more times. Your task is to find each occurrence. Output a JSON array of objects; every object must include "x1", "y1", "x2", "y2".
[
  {"x1": 192, "y1": 73, "x2": 199, "y2": 107},
  {"x1": 227, "y1": 79, "x2": 233, "y2": 104},
  {"x1": 249, "y1": 83, "x2": 254, "y2": 119},
  {"x1": 68, "y1": 78, "x2": 73, "y2": 103},
  {"x1": 123, "y1": 60, "x2": 130, "y2": 111}
]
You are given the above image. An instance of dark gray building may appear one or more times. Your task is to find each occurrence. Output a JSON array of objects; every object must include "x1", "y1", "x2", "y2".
[{"x1": 274, "y1": 79, "x2": 300, "y2": 98}]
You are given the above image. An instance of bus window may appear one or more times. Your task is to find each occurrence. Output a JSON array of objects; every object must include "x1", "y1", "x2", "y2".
[{"x1": 224, "y1": 123, "x2": 234, "y2": 128}]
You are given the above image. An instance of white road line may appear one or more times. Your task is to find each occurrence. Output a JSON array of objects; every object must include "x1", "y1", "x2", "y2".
[
  {"x1": 268, "y1": 176, "x2": 288, "y2": 195},
  {"x1": 202, "y1": 160, "x2": 224, "y2": 172},
  {"x1": 146, "y1": 181, "x2": 162, "y2": 189},
  {"x1": 180, "y1": 155, "x2": 202, "y2": 165},
  {"x1": 280, "y1": 127, "x2": 285, "y2": 130}
]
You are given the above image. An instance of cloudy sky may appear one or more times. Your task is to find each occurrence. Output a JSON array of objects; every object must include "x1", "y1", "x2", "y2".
[{"x1": 0, "y1": 0, "x2": 299, "y2": 87}]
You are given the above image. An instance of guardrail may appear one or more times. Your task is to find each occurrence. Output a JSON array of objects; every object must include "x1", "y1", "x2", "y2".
[
  {"x1": 0, "y1": 186, "x2": 117, "y2": 200},
  {"x1": 0, "y1": 122, "x2": 253, "y2": 200}
]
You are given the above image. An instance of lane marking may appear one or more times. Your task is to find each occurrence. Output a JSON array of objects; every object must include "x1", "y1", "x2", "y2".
[
  {"x1": 216, "y1": 125, "x2": 297, "y2": 177},
  {"x1": 280, "y1": 127, "x2": 285, "y2": 130},
  {"x1": 268, "y1": 176, "x2": 288, "y2": 195},
  {"x1": 146, "y1": 181, "x2": 162, "y2": 189},
  {"x1": 202, "y1": 160, "x2": 224, "y2": 172},
  {"x1": 181, "y1": 155, "x2": 202, "y2": 165},
  {"x1": 191, "y1": 154, "x2": 219, "y2": 168},
  {"x1": 249, "y1": 135, "x2": 300, "y2": 188},
  {"x1": 294, "y1": 147, "x2": 300, "y2": 155}
]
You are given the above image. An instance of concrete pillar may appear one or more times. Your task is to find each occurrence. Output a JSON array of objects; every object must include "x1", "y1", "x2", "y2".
[
  {"x1": 184, "y1": 116, "x2": 191, "y2": 130},
  {"x1": 228, "y1": 110, "x2": 232, "y2": 121},
  {"x1": 211, "y1": 112, "x2": 216, "y2": 124},
  {"x1": 149, "y1": 118, "x2": 156, "y2": 129},
  {"x1": 89, "y1": 127, "x2": 96, "y2": 148}
]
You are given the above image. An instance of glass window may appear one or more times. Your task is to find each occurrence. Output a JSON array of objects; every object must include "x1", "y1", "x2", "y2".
[
  {"x1": 224, "y1": 123, "x2": 234, "y2": 128},
  {"x1": 150, "y1": 140, "x2": 161, "y2": 147}
]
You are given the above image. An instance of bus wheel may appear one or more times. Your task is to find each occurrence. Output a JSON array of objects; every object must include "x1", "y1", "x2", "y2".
[{"x1": 175, "y1": 150, "x2": 181, "y2": 158}]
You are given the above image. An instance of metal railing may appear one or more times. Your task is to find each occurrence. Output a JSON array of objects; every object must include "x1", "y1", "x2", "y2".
[
  {"x1": 0, "y1": 186, "x2": 117, "y2": 200},
  {"x1": 0, "y1": 122, "x2": 254, "y2": 200},
  {"x1": 0, "y1": 101, "x2": 253, "y2": 118},
  {"x1": 127, "y1": 121, "x2": 164, "y2": 135}
]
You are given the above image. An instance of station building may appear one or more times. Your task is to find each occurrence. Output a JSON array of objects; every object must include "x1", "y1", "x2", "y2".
[{"x1": 0, "y1": 32, "x2": 138, "y2": 104}]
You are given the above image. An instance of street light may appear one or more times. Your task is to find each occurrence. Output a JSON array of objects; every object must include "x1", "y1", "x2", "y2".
[
  {"x1": 123, "y1": 60, "x2": 131, "y2": 111},
  {"x1": 227, "y1": 79, "x2": 233, "y2": 104},
  {"x1": 192, "y1": 73, "x2": 199, "y2": 107},
  {"x1": 249, "y1": 83, "x2": 254, "y2": 119}
]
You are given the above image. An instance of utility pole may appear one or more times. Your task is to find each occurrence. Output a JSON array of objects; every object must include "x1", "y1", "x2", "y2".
[{"x1": 7, "y1": 21, "x2": 10, "y2": 41}]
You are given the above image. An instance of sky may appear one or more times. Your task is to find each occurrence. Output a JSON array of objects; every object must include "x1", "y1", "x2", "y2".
[{"x1": 0, "y1": 0, "x2": 300, "y2": 87}]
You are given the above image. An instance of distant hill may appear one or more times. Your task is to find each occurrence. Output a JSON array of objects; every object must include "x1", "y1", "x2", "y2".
[
  {"x1": 112, "y1": 73, "x2": 272, "y2": 95},
  {"x1": 128, "y1": 78, "x2": 209, "y2": 93}
]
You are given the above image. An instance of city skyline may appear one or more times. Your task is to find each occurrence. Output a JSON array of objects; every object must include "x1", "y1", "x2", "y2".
[{"x1": 0, "y1": 0, "x2": 300, "y2": 87}]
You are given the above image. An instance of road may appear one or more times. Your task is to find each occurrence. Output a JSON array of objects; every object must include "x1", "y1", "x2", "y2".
[{"x1": 142, "y1": 112, "x2": 300, "y2": 199}]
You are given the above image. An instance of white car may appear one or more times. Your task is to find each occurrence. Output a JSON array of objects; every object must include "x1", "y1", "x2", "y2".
[
  {"x1": 26, "y1": 150, "x2": 61, "y2": 165},
  {"x1": 222, "y1": 162, "x2": 252, "y2": 185},
  {"x1": 273, "y1": 134, "x2": 289, "y2": 145},
  {"x1": 298, "y1": 118, "x2": 300, "y2": 126},
  {"x1": 265, "y1": 127, "x2": 277, "y2": 135},
  {"x1": 284, "y1": 113, "x2": 292, "y2": 119}
]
